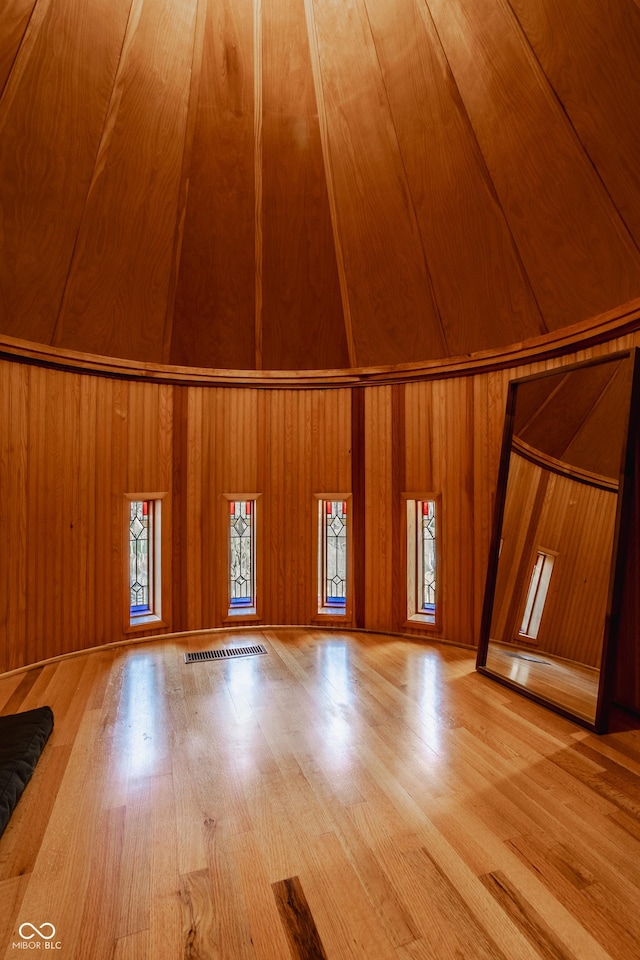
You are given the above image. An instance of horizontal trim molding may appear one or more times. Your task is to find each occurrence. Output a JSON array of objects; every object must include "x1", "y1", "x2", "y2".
[
  {"x1": 2, "y1": 297, "x2": 640, "y2": 388},
  {"x1": 512, "y1": 438, "x2": 619, "y2": 492},
  {"x1": 0, "y1": 625, "x2": 475, "y2": 678}
]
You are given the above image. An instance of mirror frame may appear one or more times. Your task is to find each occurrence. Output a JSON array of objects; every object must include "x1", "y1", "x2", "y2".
[{"x1": 476, "y1": 349, "x2": 640, "y2": 732}]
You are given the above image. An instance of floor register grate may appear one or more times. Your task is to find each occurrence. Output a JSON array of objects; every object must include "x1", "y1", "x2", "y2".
[
  {"x1": 184, "y1": 644, "x2": 268, "y2": 663},
  {"x1": 506, "y1": 652, "x2": 551, "y2": 665}
]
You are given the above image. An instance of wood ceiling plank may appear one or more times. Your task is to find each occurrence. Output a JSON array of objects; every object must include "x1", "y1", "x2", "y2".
[
  {"x1": 310, "y1": 0, "x2": 448, "y2": 367},
  {"x1": 261, "y1": 114, "x2": 349, "y2": 370},
  {"x1": 562, "y1": 361, "x2": 632, "y2": 480},
  {"x1": 364, "y1": 0, "x2": 546, "y2": 355},
  {"x1": 170, "y1": 0, "x2": 256, "y2": 371},
  {"x1": 261, "y1": 0, "x2": 348, "y2": 371},
  {"x1": 54, "y1": 0, "x2": 198, "y2": 363},
  {"x1": 0, "y1": 0, "x2": 131, "y2": 343},
  {"x1": 427, "y1": 0, "x2": 640, "y2": 331},
  {"x1": 0, "y1": 0, "x2": 37, "y2": 95},
  {"x1": 508, "y1": 0, "x2": 640, "y2": 248}
]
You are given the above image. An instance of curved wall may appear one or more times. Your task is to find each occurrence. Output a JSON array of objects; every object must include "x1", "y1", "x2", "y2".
[{"x1": 1, "y1": 326, "x2": 639, "y2": 673}]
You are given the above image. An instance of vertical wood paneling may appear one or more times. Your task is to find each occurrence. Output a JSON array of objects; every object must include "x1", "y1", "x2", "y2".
[
  {"x1": 94, "y1": 378, "x2": 116, "y2": 646},
  {"x1": 427, "y1": 0, "x2": 640, "y2": 329},
  {"x1": 170, "y1": 0, "x2": 257, "y2": 369},
  {"x1": 0, "y1": 0, "x2": 131, "y2": 342},
  {"x1": 185, "y1": 386, "x2": 204, "y2": 629},
  {"x1": 492, "y1": 456, "x2": 618, "y2": 667},
  {"x1": 391, "y1": 385, "x2": 406, "y2": 629},
  {"x1": 491, "y1": 453, "x2": 544, "y2": 644},
  {"x1": 309, "y1": 0, "x2": 447, "y2": 366},
  {"x1": 54, "y1": 0, "x2": 198, "y2": 362},
  {"x1": 351, "y1": 388, "x2": 366, "y2": 627},
  {"x1": 614, "y1": 419, "x2": 640, "y2": 713},
  {"x1": 537, "y1": 474, "x2": 617, "y2": 666},
  {"x1": 0, "y1": 363, "x2": 29, "y2": 673},
  {"x1": 364, "y1": 386, "x2": 393, "y2": 631},
  {"x1": 78, "y1": 375, "x2": 97, "y2": 650},
  {"x1": 471, "y1": 368, "x2": 516, "y2": 638},
  {"x1": 364, "y1": 0, "x2": 545, "y2": 354},
  {"x1": 108, "y1": 380, "x2": 129, "y2": 645},
  {"x1": 433, "y1": 378, "x2": 475, "y2": 645},
  {"x1": 171, "y1": 387, "x2": 189, "y2": 630},
  {"x1": 3, "y1": 332, "x2": 640, "y2": 673}
]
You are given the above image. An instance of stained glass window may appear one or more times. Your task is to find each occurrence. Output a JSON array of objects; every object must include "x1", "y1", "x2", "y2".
[
  {"x1": 130, "y1": 500, "x2": 152, "y2": 616},
  {"x1": 319, "y1": 500, "x2": 347, "y2": 612},
  {"x1": 229, "y1": 500, "x2": 255, "y2": 609},
  {"x1": 406, "y1": 496, "x2": 438, "y2": 625},
  {"x1": 419, "y1": 500, "x2": 436, "y2": 620}
]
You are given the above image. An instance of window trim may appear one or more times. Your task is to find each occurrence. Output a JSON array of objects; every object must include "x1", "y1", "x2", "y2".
[
  {"x1": 123, "y1": 492, "x2": 167, "y2": 633},
  {"x1": 518, "y1": 547, "x2": 557, "y2": 641},
  {"x1": 222, "y1": 494, "x2": 262, "y2": 624},
  {"x1": 403, "y1": 493, "x2": 441, "y2": 631},
  {"x1": 312, "y1": 494, "x2": 353, "y2": 623}
]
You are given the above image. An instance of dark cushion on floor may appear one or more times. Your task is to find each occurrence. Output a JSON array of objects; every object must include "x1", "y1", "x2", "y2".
[{"x1": 0, "y1": 706, "x2": 54, "y2": 838}]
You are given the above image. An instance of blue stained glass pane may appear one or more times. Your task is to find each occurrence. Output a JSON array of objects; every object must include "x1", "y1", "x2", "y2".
[
  {"x1": 420, "y1": 500, "x2": 436, "y2": 620},
  {"x1": 324, "y1": 500, "x2": 347, "y2": 605},
  {"x1": 130, "y1": 500, "x2": 151, "y2": 614},
  {"x1": 230, "y1": 501, "x2": 254, "y2": 605}
]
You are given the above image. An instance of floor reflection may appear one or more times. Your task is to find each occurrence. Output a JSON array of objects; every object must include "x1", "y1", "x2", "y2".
[
  {"x1": 118, "y1": 653, "x2": 166, "y2": 778},
  {"x1": 316, "y1": 640, "x2": 354, "y2": 765},
  {"x1": 484, "y1": 642, "x2": 598, "y2": 724},
  {"x1": 225, "y1": 654, "x2": 259, "y2": 722}
]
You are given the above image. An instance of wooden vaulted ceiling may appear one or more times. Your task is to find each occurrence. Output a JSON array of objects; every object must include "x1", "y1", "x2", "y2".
[
  {"x1": 1, "y1": 0, "x2": 640, "y2": 371},
  {"x1": 513, "y1": 358, "x2": 631, "y2": 480}
]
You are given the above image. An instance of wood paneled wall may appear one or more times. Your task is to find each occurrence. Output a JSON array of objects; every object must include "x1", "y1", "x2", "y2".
[
  {"x1": 1, "y1": 334, "x2": 639, "y2": 674},
  {"x1": 491, "y1": 454, "x2": 617, "y2": 667},
  {"x1": 2, "y1": 0, "x2": 640, "y2": 369}
]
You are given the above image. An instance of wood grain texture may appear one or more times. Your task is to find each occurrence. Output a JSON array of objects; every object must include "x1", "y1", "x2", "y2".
[
  {"x1": 170, "y1": 0, "x2": 257, "y2": 369},
  {"x1": 491, "y1": 454, "x2": 617, "y2": 668},
  {"x1": 364, "y1": 386, "x2": 394, "y2": 631},
  {"x1": 54, "y1": 0, "x2": 198, "y2": 362},
  {"x1": 1, "y1": 0, "x2": 640, "y2": 370},
  {"x1": 260, "y1": 0, "x2": 348, "y2": 371},
  {"x1": 2, "y1": 629, "x2": 640, "y2": 958},
  {"x1": 272, "y1": 876, "x2": 329, "y2": 960},
  {"x1": 427, "y1": 0, "x2": 640, "y2": 330},
  {"x1": 1, "y1": 331, "x2": 640, "y2": 672},
  {"x1": 0, "y1": 0, "x2": 37, "y2": 95},
  {"x1": 309, "y1": 0, "x2": 447, "y2": 366},
  {"x1": 507, "y1": 0, "x2": 640, "y2": 247},
  {"x1": 0, "y1": 0, "x2": 131, "y2": 341},
  {"x1": 364, "y1": 0, "x2": 546, "y2": 354}
]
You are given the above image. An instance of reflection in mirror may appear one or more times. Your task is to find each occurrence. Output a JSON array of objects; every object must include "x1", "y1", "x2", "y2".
[{"x1": 478, "y1": 354, "x2": 634, "y2": 729}]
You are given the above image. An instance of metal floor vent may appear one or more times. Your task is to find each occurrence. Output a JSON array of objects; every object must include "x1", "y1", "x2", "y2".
[
  {"x1": 506, "y1": 652, "x2": 551, "y2": 665},
  {"x1": 184, "y1": 644, "x2": 268, "y2": 663}
]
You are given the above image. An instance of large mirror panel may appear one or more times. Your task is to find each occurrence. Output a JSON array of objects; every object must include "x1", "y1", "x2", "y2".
[{"x1": 477, "y1": 353, "x2": 636, "y2": 730}]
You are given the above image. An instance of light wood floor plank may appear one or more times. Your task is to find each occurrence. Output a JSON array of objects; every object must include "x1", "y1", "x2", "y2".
[{"x1": 0, "y1": 628, "x2": 639, "y2": 960}]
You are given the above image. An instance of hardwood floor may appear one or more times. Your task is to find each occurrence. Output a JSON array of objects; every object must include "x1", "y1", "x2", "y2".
[
  {"x1": 1, "y1": 628, "x2": 639, "y2": 960},
  {"x1": 484, "y1": 642, "x2": 600, "y2": 725}
]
